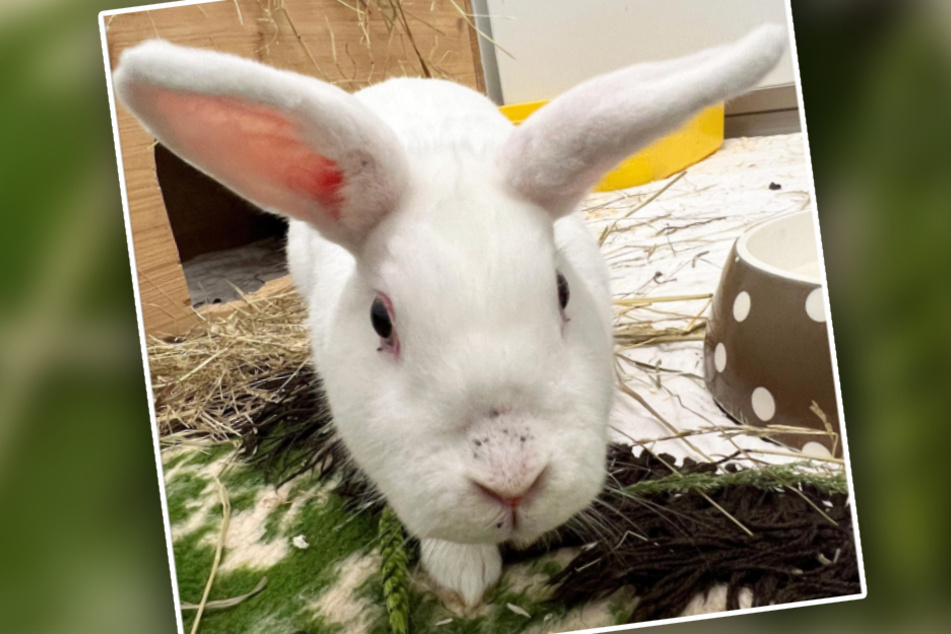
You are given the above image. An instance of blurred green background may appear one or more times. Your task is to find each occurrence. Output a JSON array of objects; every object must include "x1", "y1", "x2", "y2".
[{"x1": 1, "y1": 0, "x2": 949, "y2": 632}]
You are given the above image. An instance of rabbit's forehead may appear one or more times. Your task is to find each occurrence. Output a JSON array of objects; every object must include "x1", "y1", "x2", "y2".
[
  {"x1": 373, "y1": 193, "x2": 559, "y2": 322},
  {"x1": 387, "y1": 212, "x2": 554, "y2": 292}
]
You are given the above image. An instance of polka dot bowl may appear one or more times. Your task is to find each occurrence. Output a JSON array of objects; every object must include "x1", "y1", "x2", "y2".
[{"x1": 703, "y1": 210, "x2": 840, "y2": 458}]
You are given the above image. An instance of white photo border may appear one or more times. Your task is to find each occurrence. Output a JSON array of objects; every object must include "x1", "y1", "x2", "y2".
[{"x1": 98, "y1": 1, "x2": 866, "y2": 632}]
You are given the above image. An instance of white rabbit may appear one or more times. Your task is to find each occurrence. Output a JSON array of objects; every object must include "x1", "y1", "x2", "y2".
[{"x1": 114, "y1": 25, "x2": 785, "y2": 606}]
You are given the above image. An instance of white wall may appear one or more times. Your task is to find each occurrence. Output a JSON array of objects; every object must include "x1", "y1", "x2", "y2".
[{"x1": 483, "y1": 0, "x2": 795, "y2": 105}]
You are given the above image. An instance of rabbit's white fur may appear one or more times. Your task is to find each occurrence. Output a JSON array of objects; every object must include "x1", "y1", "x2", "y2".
[{"x1": 114, "y1": 25, "x2": 785, "y2": 605}]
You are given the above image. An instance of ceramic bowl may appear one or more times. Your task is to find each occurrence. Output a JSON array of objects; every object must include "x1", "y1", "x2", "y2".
[{"x1": 703, "y1": 210, "x2": 840, "y2": 457}]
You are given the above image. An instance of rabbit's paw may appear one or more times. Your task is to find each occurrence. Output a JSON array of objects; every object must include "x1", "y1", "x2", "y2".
[{"x1": 420, "y1": 539, "x2": 501, "y2": 606}]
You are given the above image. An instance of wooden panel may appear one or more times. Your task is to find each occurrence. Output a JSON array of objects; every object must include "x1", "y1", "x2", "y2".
[{"x1": 104, "y1": 0, "x2": 485, "y2": 336}]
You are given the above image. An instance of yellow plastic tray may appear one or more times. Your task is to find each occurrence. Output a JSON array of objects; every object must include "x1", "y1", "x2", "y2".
[{"x1": 499, "y1": 101, "x2": 724, "y2": 192}]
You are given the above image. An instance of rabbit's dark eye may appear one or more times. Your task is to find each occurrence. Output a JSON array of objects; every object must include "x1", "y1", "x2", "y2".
[
  {"x1": 557, "y1": 272, "x2": 569, "y2": 310},
  {"x1": 370, "y1": 297, "x2": 392, "y2": 339}
]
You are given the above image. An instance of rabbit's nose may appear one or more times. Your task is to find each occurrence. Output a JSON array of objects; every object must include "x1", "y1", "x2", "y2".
[{"x1": 472, "y1": 466, "x2": 547, "y2": 509}]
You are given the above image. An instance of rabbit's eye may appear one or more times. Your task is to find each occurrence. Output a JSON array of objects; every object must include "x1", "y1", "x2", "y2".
[
  {"x1": 557, "y1": 272, "x2": 570, "y2": 310},
  {"x1": 370, "y1": 297, "x2": 393, "y2": 339}
]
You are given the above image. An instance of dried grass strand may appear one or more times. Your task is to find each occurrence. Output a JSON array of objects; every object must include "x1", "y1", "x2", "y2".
[
  {"x1": 180, "y1": 576, "x2": 267, "y2": 611},
  {"x1": 189, "y1": 474, "x2": 231, "y2": 634}
]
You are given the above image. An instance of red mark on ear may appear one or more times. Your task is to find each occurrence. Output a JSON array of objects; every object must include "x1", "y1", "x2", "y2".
[
  {"x1": 285, "y1": 155, "x2": 345, "y2": 221},
  {"x1": 148, "y1": 89, "x2": 347, "y2": 223}
]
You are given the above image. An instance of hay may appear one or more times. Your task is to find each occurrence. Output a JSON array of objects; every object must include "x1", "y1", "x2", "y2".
[
  {"x1": 179, "y1": 576, "x2": 268, "y2": 611},
  {"x1": 190, "y1": 473, "x2": 232, "y2": 634},
  {"x1": 149, "y1": 288, "x2": 310, "y2": 442}
]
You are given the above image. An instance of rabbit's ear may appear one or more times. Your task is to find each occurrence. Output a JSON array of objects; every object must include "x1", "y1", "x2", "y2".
[
  {"x1": 113, "y1": 40, "x2": 408, "y2": 251},
  {"x1": 499, "y1": 25, "x2": 787, "y2": 217}
]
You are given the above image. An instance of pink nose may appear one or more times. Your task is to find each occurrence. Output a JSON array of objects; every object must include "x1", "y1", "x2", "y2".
[{"x1": 473, "y1": 469, "x2": 546, "y2": 509}]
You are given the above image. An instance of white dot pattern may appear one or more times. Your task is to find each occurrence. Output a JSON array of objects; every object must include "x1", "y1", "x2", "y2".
[
  {"x1": 714, "y1": 343, "x2": 727, "y2": 372},
  {"x1": 802, "y1": 441, "x2": 832, "y2": 458},
  {"x1": 751, "y1": 387, "x2": 775, "y2": 421},
  {"x1": 805, "y1": 288, "x2": 826, "y2": 322},
  {"x1": 733, "y1": 291, "x2": 751, "y2": 321}
]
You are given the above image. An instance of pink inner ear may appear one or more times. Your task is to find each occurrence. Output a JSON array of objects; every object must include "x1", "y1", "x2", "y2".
[{"x1": 148, "y1": 88, "x2": 345, "y2": 220}]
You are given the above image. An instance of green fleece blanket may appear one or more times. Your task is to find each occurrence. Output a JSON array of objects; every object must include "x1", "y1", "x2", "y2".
[
  {"x1": 164, "y1": 444, "x2": 631, "y2": 634},
  {"x1": 164, "y1": 437, "x2": 859, "y2": 634}
]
